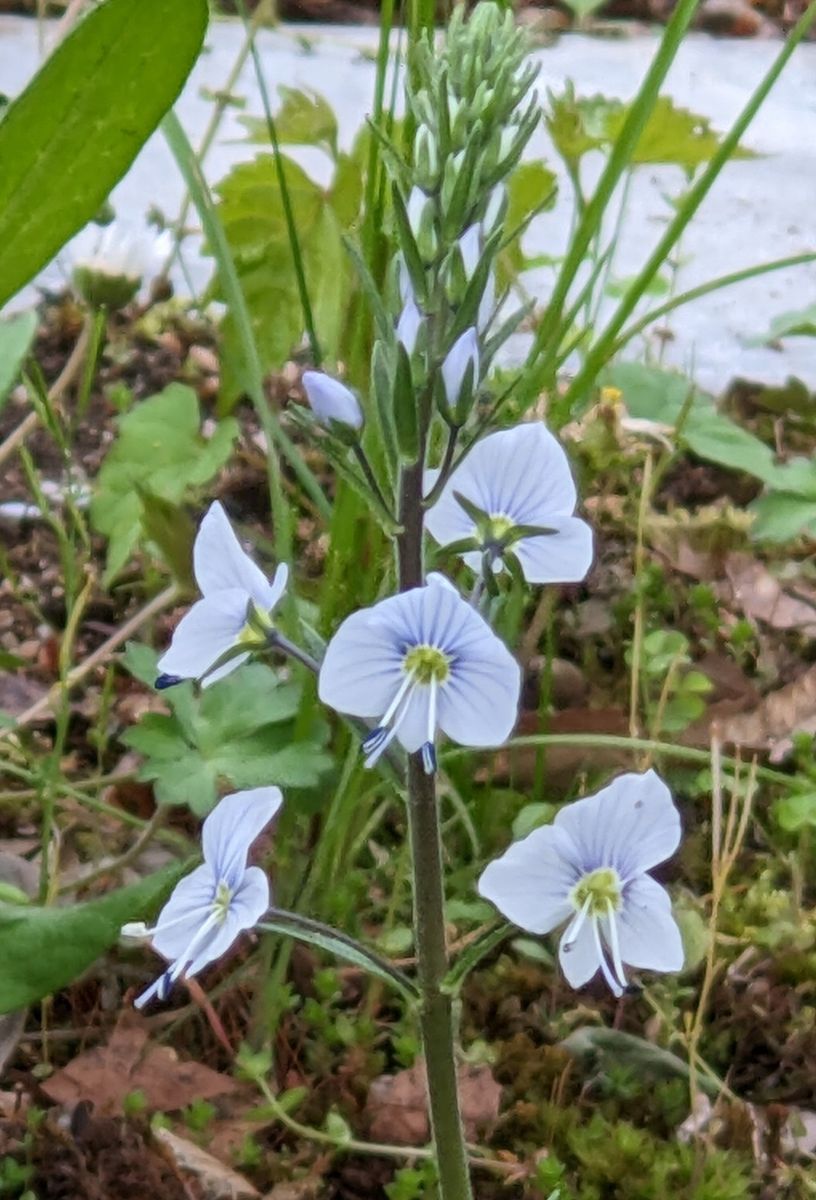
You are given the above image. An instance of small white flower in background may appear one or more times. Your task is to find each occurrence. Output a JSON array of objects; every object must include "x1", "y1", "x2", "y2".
[
  {"x1": 124, "y1": 787, "x2": 282, "y2": 1008},
  {"x1": 302, "y1": 370, "x2": 364, "y2": 432},
  {"x1": 478, "y1": 769, "x2": 684, "y2": 996},
  {"x1": 396, "y1": 298, "x2": 422, "y2": 356},
  {"x1": 425, "y1": 422, "x2": 593, "y2": 585},
  {"x1": 70, "y1": 220, "x2": 172, "y2": 309},
  {"x1": 156, "y1": 501, "x2": 288, "y2": 688},
  {"x1": 441, "y1": 327, "x2": 480, "y2": 413},
  {"x1": 318, "y1": 573, "x2": 520, "y2": 773}
]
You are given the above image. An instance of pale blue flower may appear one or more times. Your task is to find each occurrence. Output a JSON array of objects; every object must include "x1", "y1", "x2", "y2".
[
  {"x1": 318, "y1": 574, "x2": 520, "y2": 773},
  {"x1": 441, "y1": 327, "x2": 480, "y2": 412},
  {"x1": 425, "y1": 422, "x2": 593, "y2": 585},
  {"x1": 302, "y1": 371, "x2": 363, "y2": 432},
  {"x1": 126, "y1": 787, "x2": 282, "y2": 1007},
  {"x1": 478, "y1": 770, "x2": 684, "y2": 996},
  {"x1": 156, "y1": 501, "x2": 288, "y2": 688}
]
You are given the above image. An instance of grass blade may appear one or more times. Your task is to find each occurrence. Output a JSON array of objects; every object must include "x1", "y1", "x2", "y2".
[
  {"x1": 162, "y1": 110, "x2": 331, "y2": 567},
  {"x1": 563, "y1": 0, "x2": 816, "y2": 411}
]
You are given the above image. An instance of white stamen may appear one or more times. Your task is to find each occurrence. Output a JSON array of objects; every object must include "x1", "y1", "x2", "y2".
[
  {"x1": 380, "y1": 671, "x2": 416, "y2": 731},
  {"x1": 427, "y1": 675, "x2": 439, "y2": 747},
  {"x1": 364, "y1": 684, "x2": 417, "y2": 768},
  {"x1": 591, "y1": 917, "x2": 623, "y2": 997},
  {"x1": 605, "y1": 900, "x2": 629, "y2": 992},
  {"x1": 563, "y1": 895, "x2": 591, "y2": 949}
]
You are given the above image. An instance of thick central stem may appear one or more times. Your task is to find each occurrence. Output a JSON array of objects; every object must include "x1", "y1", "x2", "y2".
[{"x1": 398, "y1": 461, "x2": 473, "y2": 1200}]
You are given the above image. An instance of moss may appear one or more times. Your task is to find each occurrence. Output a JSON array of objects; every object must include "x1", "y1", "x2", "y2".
[{"x1": 565, "y1": 1113, "x2": 753, "y2": 1200}]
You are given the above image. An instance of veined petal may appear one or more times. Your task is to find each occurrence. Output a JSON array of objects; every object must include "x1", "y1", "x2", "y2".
[
  {"x1": 428, "y1": 425, "x2": 579, "y2": 550},
  {"x1": 303, "y1": 371, "x2": 363, "y2": 430},
  {"x1": 615, "y1": 876, "x2": 684, "y2": 972},
  {"x1": 553, "y1": 770, "x2": 680, "y2": 881},
  {"x1": 512, "y1": 515, "x2": 593, "y2": 584},
  {"x1": 150, "y1": 864, "x2": 216, "y2": 960},
  {"x1": 203, "y1": 787, "x2": 283, "y2": 890},
  {"x1": 318, "y1": 607, "x2": 405, "y2": 719},
  {"x1": 194, "y1": 502, "x2": 279, "y2": 610},
  {"x1": 185, "y1": 866, "x2": 270, "y2": 979},
  {"x1": 157, "y1": 590, "x2": 249, "y2": 682},
  {"x1": 558, "y1": 917, "x2": 601, "y2": 989},
  {"x1": 391, "y1": 685, "x2": 431, "y2": 754},
  {"x1": 437, "y1": 634, "x2": 520, "y2": 747},
  {"x1": 478, "y1": 824, "x2": 579, "y2": 933}
]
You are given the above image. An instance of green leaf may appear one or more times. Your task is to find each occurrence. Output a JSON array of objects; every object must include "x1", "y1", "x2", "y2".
[
  {"x1": 605, "y1": 362, "x2": 781, "y2": 486},
  {"x1": 240, "y1": 87, "x2": 338, "y2": 157},
  {"x1": 500, "y1": 160, "x2": 558, "y2": 280},
  {"x1": 259, "y1": 910, "x2": 419, "y2": 1001},
  {"x1": 546, "y1": 85, "x2": 621, "y2": 165},
  {"x1": 608, "y1": 96, "x2": 754, "y2": 168},
  {"x1": 0, "y1": 311, "x2": 38, "y2": 412},
  {"x1": 0, "y1": 863, "x2": 185, "y2": 1014},
  {"x1": 214, "y1": 152, "x2": 357, "y2": 407},
  {"x1": 120, "y1": 659, "x2": 332, "y2": 813},
  {"x1": 90, "y1": 383, "x2": 238, "y2": 584},
  {"x1": 774, "y1": 792, "x2": 816, "y2": 832},
  {"x1": 750, "y1": 492, "x2": 816, "y2": 543},
  {"x1": 560, "y1": 1027, "x2": 720, "y2": 1097},
  {"x1": 763, "y1": 304, "x2": 816, "y2": 341},
  {"x1": 0, "y1": 0, "x2": 207, "y2": 308}
]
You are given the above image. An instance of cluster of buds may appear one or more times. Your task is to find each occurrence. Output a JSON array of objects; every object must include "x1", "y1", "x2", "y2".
[{"x1": 373, "y1": 3, "x2": 541, "y2": 458}]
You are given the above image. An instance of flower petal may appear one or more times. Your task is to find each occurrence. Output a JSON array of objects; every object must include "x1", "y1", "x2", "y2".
[
  {"x1": 194, "y1": 502, "x2": 279, "y2": 610},
  {"x1": 478, "y1": 824, "x2": 579, "y2": 933},
  {"x1": 303, "y1": 371, "x2": 363, "y2": 430},
  {"x1": 157, "y1": 590, "x2": 249, "y2": 681},
  {"x1": 185, "y1": 866, "x2": 270, "y2": 979},
  {"x1": 553, "y1": 770, "x2": 681, "y2": 881},
  {"x1": 318, "y1": 608, "x2": 405, "y2": 719},
  {"x1": 512, "y1": 515, "x2": 593, "y2": 585},
  {"x1": 558, "y1": 917, "x2": 601, "y2": 989},
  {"x1": 150, "y1": 864, "x2": 216, "y2": 960},
  {"x1": 615, "y1": 876, "x2": 684, "y2": 973},
  {"x1": 427, "y1": 425, "x2": 580, "y2": 556},
  {"x1": 203, "y1": 787, "x2": 283, "y2": 890}
]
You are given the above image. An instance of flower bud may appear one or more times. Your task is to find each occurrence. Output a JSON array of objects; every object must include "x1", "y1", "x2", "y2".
[
  {"x1": 483, "y1": 184, "x2": 507, "y2": 237},
  {"x1": 415, "y1": 124, "x2": 439, "y2": 190},
  {"x1": 441, "y1": 327, "x2": 480, "y2": 423},
  {"x1": 407, "y1": 187, "x2": 438, "y2": 264},
  {"x1": 458, "y1": 224, "x2": 481, "y2": 281},
  {"x1": 302, "y1": 371, "x2": 364, "y2": 433},
  {"x1": 396, "y1": 299, "x2": 422, "y2": 357}
]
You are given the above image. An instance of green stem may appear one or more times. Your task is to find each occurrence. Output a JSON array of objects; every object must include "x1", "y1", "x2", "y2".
[
  {"x1": 443, "y1": 732, "x2": 796, "y2": 789},
  {"x1": 236, "y1": 0, "x2": 321, "y2": 367},
  {"x1": 397, "y1": 463, "x2": 473, "y2": 1200}
]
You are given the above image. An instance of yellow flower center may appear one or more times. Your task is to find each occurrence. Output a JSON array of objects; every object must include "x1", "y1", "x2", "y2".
[
  {"x1": 237, "y1": 600, "x2": 274, "y2": 646},
  {"x1": 213, "y1": 880, "x2": 233, "y2": 923},
  {"x1": 486, "y1": 513, "x2": 514, "y2": 540},
  {"x1": 570, "y1": 867, "x2": 622, "y2": 917},
  {"x1": 403, "y1": 644, "x2": 451, "y2": 685}
]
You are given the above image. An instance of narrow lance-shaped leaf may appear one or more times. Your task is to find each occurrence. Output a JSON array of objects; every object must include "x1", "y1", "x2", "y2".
[{"x1": 0, "y1": 0, "x2": 208, "y2": 309}]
